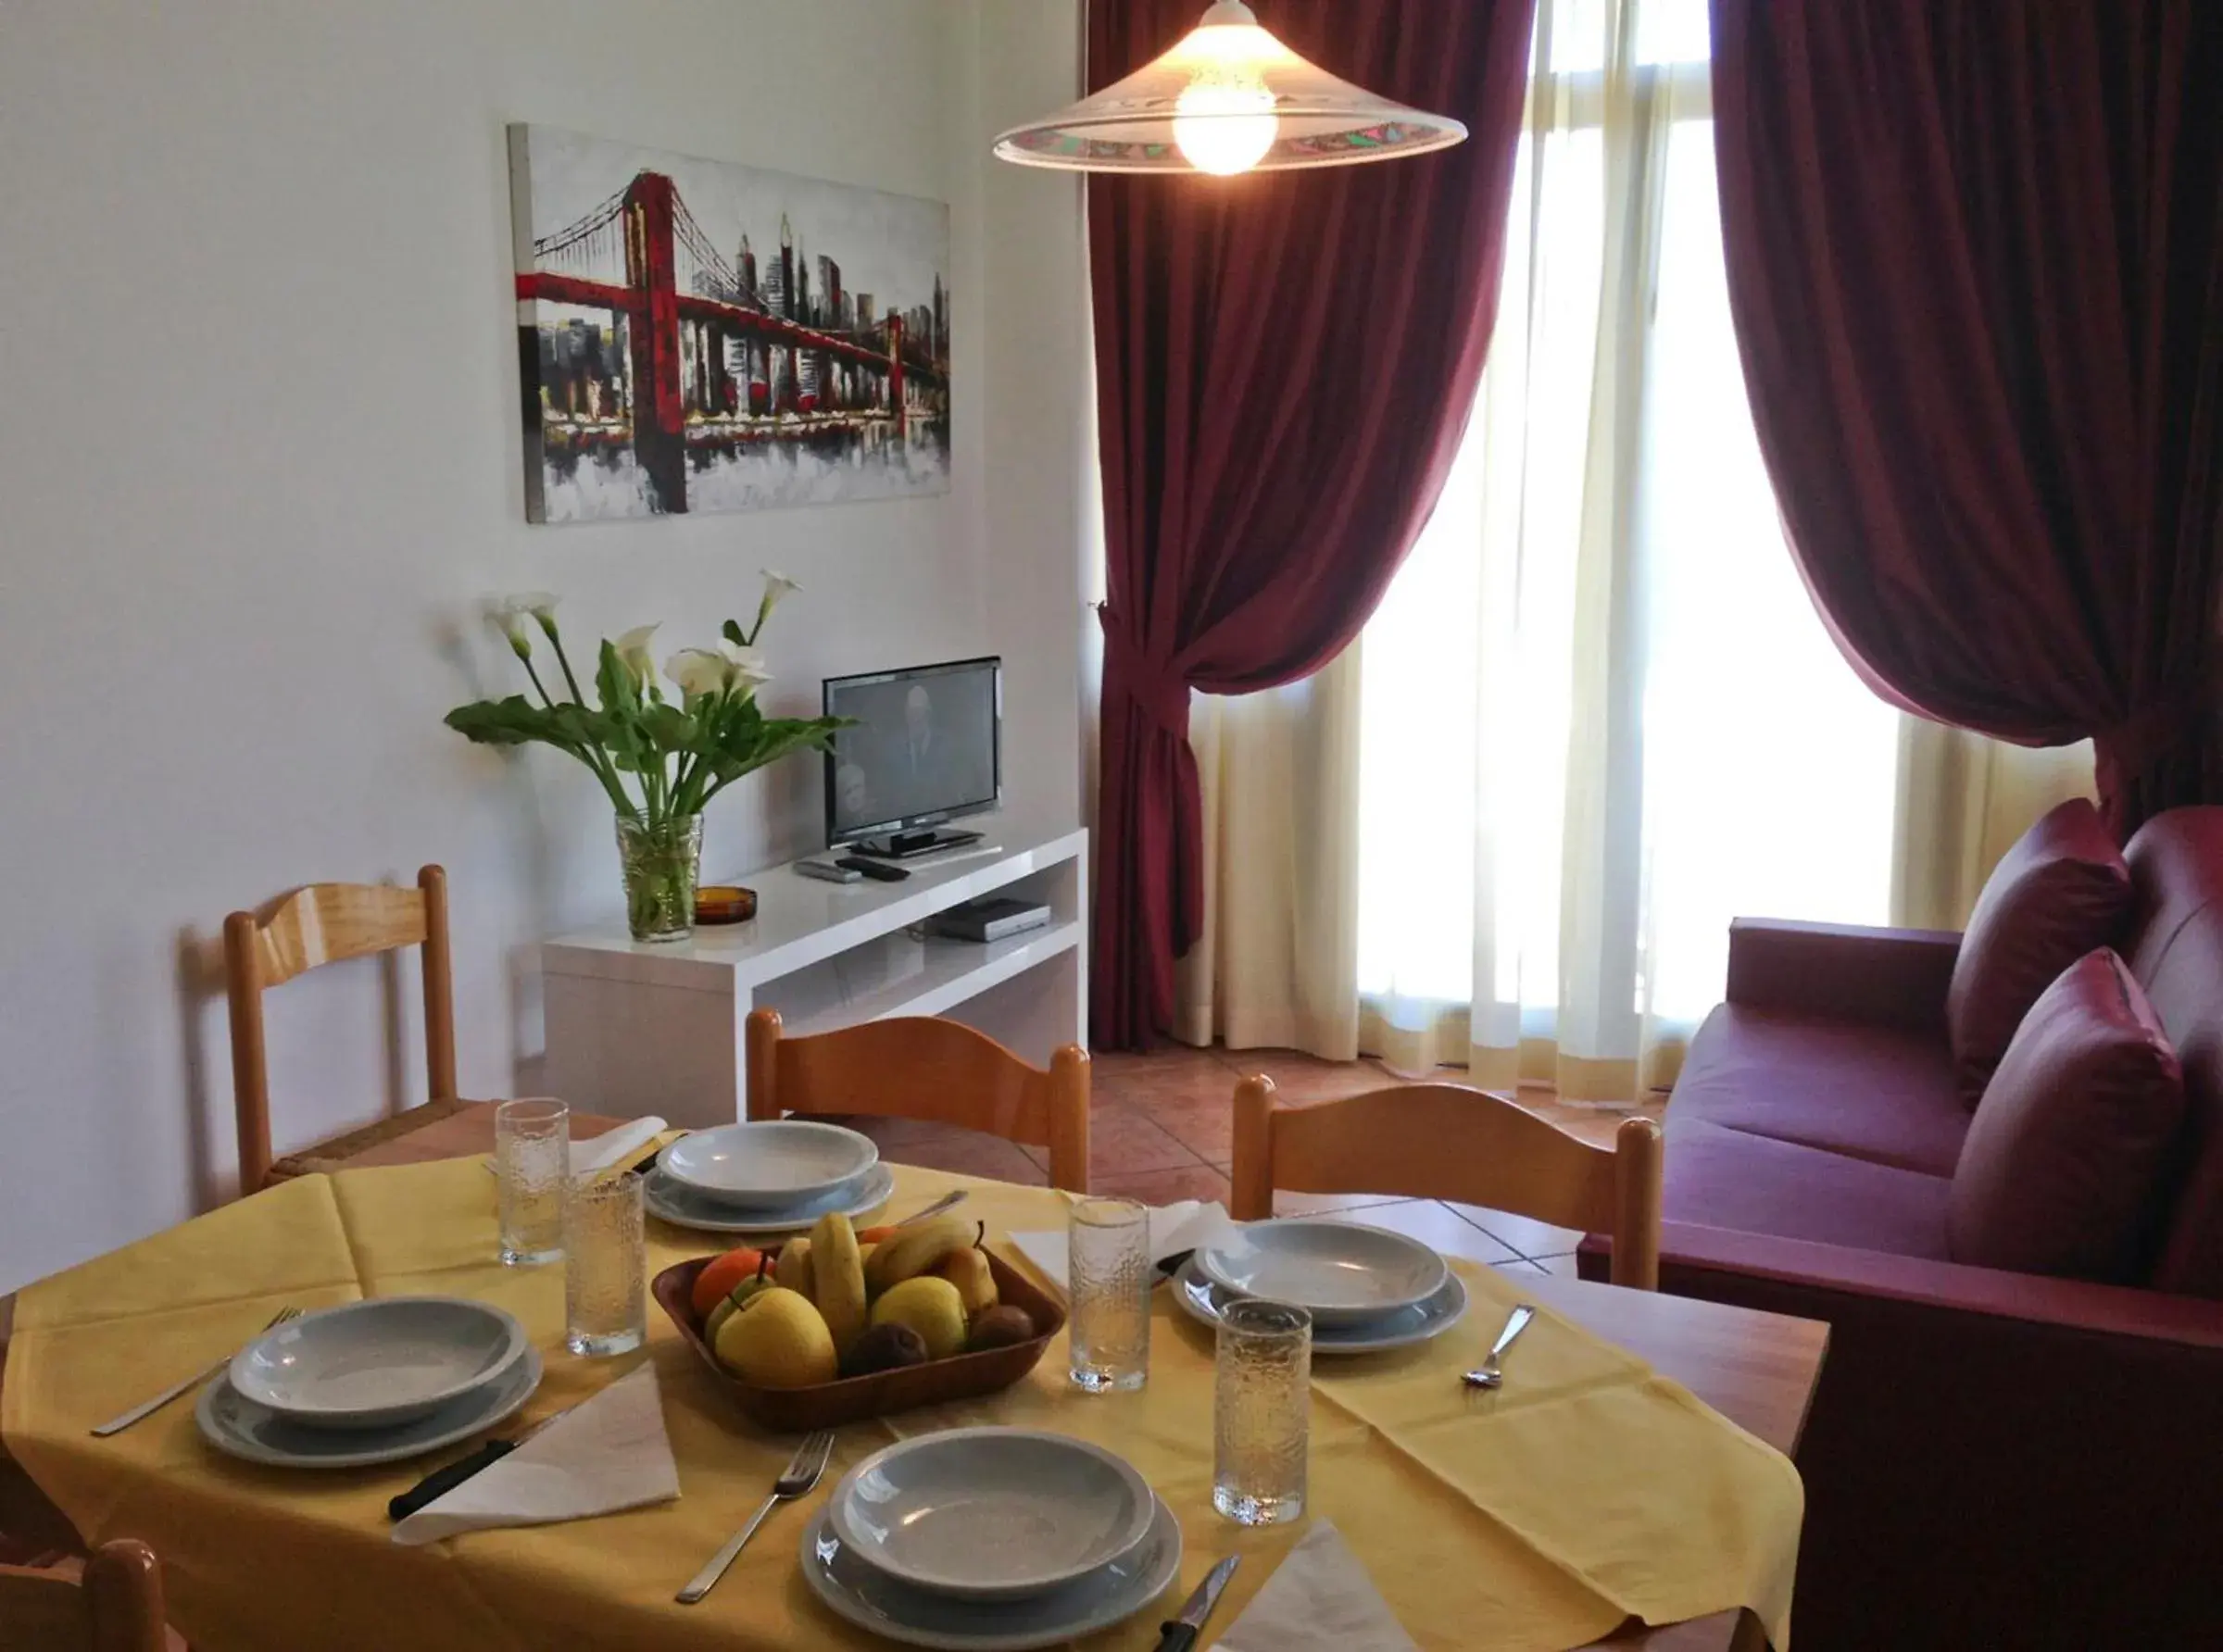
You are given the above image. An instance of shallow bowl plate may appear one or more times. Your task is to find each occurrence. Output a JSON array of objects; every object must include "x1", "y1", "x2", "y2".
[
  {"x1": 1196, "y1": 1218, "x2": 1448, "y2": 1326},
  {"x1": 659, "y1": 1120, "x2": 879, "y2": 1208},
  {"x1": 644, "y1": 1161, "x2": 894, "y2": 1236},
  {"x1": 828, "y1": 1428, "x2": 1156, "y2": 1602},
  {"x1": 229, "y1": 1296, "x2": 529, "y2": 1431},
  {"x1": 200, "y1": 1347, "x2": 541, "y2": 1469},
  {"x1": 1174, "y1": 1255, "x2": 1468, "y2": 1354},
  {"x1": 803, "y1": 1493, "x2": 1181, "y2": 1650}
]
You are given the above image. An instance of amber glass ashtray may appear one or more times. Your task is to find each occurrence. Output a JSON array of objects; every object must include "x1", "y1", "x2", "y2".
[{"x1": 694, "y1": 885, "x2": 756, "y2": 924}]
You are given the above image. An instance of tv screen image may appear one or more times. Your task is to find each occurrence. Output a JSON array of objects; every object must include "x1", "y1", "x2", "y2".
[{"x1": 823, "y1": 657, "x2": 1001, "y2": 844}]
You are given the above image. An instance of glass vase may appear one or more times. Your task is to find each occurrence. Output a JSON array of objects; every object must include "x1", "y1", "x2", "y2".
[{"x1": 616, "y1": 813, "x2": 703, "y2": 943}]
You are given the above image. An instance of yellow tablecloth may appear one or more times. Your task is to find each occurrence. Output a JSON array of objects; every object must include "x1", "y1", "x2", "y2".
[{"x1": 2, "y1": 1161, "x2": 1802, "y2": 1651}]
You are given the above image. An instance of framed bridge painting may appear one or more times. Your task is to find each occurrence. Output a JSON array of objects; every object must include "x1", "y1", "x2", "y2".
[{"x1": 507, "y1": 124, "x2": 951, "y2": 522}]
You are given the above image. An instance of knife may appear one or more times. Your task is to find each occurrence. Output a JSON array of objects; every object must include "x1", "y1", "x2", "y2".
[
  {"x1": 1154, "y1": 1554, "x2": 1239, "y2": 1652},
  {"x1": 386, "y1": 1400, "x2": 579, "y2": 1522}
]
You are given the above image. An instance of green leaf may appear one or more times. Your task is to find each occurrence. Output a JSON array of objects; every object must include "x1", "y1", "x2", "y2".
[{"x1": 722, "y1": 618, "x2": 747, "y2": 648}]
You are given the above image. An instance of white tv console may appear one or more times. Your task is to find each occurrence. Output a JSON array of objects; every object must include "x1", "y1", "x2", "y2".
[{"x1": 539, "y1": 820, "x2": 1087, "y2": 1128}]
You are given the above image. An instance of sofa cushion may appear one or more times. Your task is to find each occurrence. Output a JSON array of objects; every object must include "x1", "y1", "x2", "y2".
[
  {"x1": 1947, "y1": 797, "x2": 2133, "y2": 1103},
  {"x1": 1949, "y1": 950, "x2": 2184, "y2": 1283},
  {"x1": 1663, "y1": 1114, "x2": 1953, "y2": 1259},
  {"x1": 2121, "y1": 808, "x2": 2223, "y2": 1296},
  {"x1": 1669, "y1": 1004, "x2": 1968, "y2": 1176}
]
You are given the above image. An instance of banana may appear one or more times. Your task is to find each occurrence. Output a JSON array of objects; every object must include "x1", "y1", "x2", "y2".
[
  {"x1": 774, "y1": 1235, "x2": 815, "y2": 1302},
  {"x1": 810, "y1": 1211, "x2": 868, "y2": 1355},
  {"x1": 864, "y1": 1216, "x2": 981, "y2": 1298}
]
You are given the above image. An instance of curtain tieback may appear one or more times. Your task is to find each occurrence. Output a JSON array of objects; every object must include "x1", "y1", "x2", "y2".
[
  {"x1": 2100, "y1": 686, "x2": 2210, "y2": 779},
  {"x1": 1099, "y1": 610, "x2": 1194, "y2": 737}
]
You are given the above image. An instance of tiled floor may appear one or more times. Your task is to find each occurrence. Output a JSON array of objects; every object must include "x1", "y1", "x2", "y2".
[{"x1": 810, "y1": 1043, "x2": 1668, "y2": 1276}]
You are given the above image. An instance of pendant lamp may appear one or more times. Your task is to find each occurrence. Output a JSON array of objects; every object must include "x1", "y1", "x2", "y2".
[{"x1": 992, "y1": 0, "x2": 1467, "y2": 176}]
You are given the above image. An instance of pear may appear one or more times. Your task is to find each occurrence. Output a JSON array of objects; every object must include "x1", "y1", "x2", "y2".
[
  {"x1": 868, "y1": 1276, "x2": 969, "y2": 1361},
  {"x1": 933, "y1": 1245, "x2": 998, "y2": 1320}
]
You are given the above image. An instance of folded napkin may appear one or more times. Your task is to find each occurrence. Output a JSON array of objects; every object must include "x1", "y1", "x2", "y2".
[
  {"x1": 1213, "y1": 1521, "x2": 1417, "y2": 1652},
  {"x1": 1007, "y1": 1198, "x2": 1239, "y2": 1292},
  {"x1": 391, "y1": 1364, "x2": 679, "y2": 1546},
  {"x1": 573, "y1": 1116, "x2": 668, "y2": 1174}
]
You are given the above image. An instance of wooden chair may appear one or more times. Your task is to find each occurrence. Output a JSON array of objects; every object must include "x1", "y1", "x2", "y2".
[
  {"x1": 746, "y1": 1009, "x2": 1091, "y2": 1192},
  {"x1": 0, "y1": 1539, "x2": 167, "y2": 1652},
  {"x1": 1230, "y1": 1076, "x2": 1664, "y2": 1290},
  {"x1": 224, "y1": 866, "x2": 469, "y2": 1195}
]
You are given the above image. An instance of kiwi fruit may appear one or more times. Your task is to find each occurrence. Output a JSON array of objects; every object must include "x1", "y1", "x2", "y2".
[
  {"x1": 965, "y1": 1305, "x2": 1036, "y2": 1352},
  {"x1": 839, "y1": 1321, "x2": 929, "y2": 1379}
]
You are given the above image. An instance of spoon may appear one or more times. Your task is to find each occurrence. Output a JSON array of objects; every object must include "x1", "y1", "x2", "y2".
[{"x1": 1462, "y1": 1303, "x2": 1537, "y2": 1389}]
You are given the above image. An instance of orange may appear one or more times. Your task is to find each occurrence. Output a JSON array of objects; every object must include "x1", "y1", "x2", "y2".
[
  {"x1": 856, "y1": 1225, "x2": 898, "y2": 1245},
  {"x1": 690, "y1": 1246, "x2": 767, "y2": 1319}
]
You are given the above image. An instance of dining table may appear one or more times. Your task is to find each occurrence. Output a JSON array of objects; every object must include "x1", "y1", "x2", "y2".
[{"x1": 0, "y1": 1149, "x2": 1827, "y2": 1652}]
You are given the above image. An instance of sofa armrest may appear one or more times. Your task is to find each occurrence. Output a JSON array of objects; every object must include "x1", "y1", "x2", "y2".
[
  {"x1": 1723, "y1": 918, "x2": 1961, "y2": 1034},
  {"x1": 1641, "y1": 1220, "x2": 2223, "y2": 1347}
]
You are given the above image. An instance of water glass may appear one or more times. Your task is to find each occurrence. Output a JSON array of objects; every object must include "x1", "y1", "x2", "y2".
[
  {"x1": 496, "y1": 1097, "x2": 569, "y2": 1266},
  {"x1": 564, "y1": 1170, "x2": 647, "y2": 1357},
  {"x1": 1212, "y1": 1298, "x2": 1311, "y2": 1525},
  {"x1": 1067, "y1": 1197, "x2": 1150, "y2": 1393}
]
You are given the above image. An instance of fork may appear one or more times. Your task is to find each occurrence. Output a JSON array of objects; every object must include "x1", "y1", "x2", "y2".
[
  {"x1": 91, "y1": 1306, "x2": 302, "y2": 1436},
  {"x1": 1461, "y1": 1303, "x2": 1537, "y2": 1390},
  {"x1": 676, "y1": 1428, "x2": 836, "y2": 1604}
]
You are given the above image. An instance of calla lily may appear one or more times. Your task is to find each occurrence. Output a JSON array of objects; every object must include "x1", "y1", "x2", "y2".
[
  {"x1": 614, "y1": 623, "x2": 659, "y2": 690},
  {"x1": 488, "y1": 600, "x2": 534, "y2": 659},
  {"x1": 665, "y1": 648, "x2": 732, "y2": 701},
  {"x1": 720, "y1": 640, "x2": 772, "y2": 695},
  {"x1": 760, "y1": 569, "x2": 801, "y2": 612}
]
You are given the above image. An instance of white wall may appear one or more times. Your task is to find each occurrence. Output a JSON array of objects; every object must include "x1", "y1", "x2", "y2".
[{"x1": 0, "y1": 0, "x2": 1088, "y2": 1291}]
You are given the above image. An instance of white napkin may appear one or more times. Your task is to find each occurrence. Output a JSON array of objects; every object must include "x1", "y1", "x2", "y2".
[
  {"x1": 572, "y1": 1116, "x2": 667, "y2": 1174},
  {"x1": 391, "y1": 1363, "x2": 679, "y2": 1546},
  {"x1": 483, "y1": 1117, "x2": 669, "y2": 1179},
  {"x1": 1213, "y1": 1521, "x2": 1417, "y2": 1652},
  {"x1": 1008, "y1": 1199, "x2": 1239, "y2": 1292}
]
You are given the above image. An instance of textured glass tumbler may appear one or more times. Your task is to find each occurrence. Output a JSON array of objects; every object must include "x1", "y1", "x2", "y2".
[
  {"x1": 496, "y1": 1098, "x2": 569, "y2": 1266},
  {"x1": 1068, "y1": 1197, "x2": 1151, "y2": 1393},
  {"x1": 1212, "y1": 1298, "x2": 1311, "y2": 1525},
  {"x1": 564, "y1": 1170, "x2": 646, "y2": 1357}
]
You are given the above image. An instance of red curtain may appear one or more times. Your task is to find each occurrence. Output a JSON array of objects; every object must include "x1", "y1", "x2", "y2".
[
  {"x1": 1088, "y1": 0, "x2": 1536, "y2": 1047},
  {"x1": 1712, "y1": 0, "x2": 2223, "y2": 837}
]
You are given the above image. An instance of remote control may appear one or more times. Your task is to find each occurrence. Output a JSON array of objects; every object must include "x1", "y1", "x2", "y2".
[
  {"x1": 836, "y1": 856, "x2": 911, "y2": 882},
  {"x1": 796, "y1": 857, "x2": 862, "y2": 883}
]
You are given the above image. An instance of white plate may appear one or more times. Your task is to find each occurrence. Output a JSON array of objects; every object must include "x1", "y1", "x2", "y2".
[
  {"x1": 1195, "y1": 1218, "x2": 1449, "y2": 1327},
  {"x1": 197, "y1": 1348, "x2": 541, "y2": 1470},
  {"x1": 830, "y1": 1429, "x2": 1156, "y2": 1602},
  {"x1": 229, "y1": 1296, "x2": 530, "y2": 1431},
  {"x1": 658, "y1": 1120, "x2": 878, "y2": 1208},
  {"x1": 801, "y1": 1492, "x2": 1181, "y2": 1651},
  {"x1": 1173, "y1": 1255, "x2": 1469, "y2": 1354},
  {"x1": 643, "y1": 1161, "x2": 895, "y2": 1235}
]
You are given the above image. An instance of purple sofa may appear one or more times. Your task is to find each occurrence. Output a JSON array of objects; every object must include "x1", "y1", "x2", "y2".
[{"x1": 1580, "y1": 807, "x2": 2223, "y2": 1649}]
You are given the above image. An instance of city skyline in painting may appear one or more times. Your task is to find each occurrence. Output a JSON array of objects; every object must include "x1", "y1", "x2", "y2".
[{"x1": 508, "y1": 124, "x2": 951, "y2": 523}]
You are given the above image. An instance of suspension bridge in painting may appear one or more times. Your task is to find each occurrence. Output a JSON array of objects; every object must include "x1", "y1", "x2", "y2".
[{"x1": 518, "y1": 169, "x2": 948, "y2": 514}]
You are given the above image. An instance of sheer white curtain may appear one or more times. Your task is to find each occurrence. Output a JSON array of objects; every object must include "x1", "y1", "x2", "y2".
[{"x1": 1356, "y1": 0, "x2": 1906, "y2": 1098}]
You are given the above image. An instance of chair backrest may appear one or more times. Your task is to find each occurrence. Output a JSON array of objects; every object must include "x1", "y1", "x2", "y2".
[
  {"x1": 224, "y1": 865, "x2": 457, "y2": 1195},
  {"x1": 0, "y1": 1540, "x2": 167, "y2": 1652},
  {"x1": 1230, "y1": 1076, "x2": 1664, "y2": 1290},
  {"x1": 746, "y1": 1010, "x2": 1090, "y2": 1193}
]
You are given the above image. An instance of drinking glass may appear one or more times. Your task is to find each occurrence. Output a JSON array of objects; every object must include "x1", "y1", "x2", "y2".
[
  {"x1": 496, "y1": 1097, "x2": 569, "y2": 1266},
  {"x1": 1067, "y1": 1197, "x2": 1150, "y2": 1393},
  {"x1": 1212, "y1": 1298, "x2": 1311, "y2": 1525},
  {"x1": 564, "y1": 1170, "x2": 647, "y2": 1357}
]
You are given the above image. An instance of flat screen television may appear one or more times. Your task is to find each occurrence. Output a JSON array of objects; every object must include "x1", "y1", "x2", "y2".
[{"x1": 822, "y1": 657, "x2": 1002, "y2": 853}]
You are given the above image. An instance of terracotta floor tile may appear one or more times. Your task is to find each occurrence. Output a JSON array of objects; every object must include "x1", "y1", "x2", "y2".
[
  {"x1": 1338, "y1": 1199, "x2": 1521, "y2": 1266},
  {"x1": 1451, "y1": 1202, "x2": 1586, "y2": 1258},
  {"x1": 1124, "y1": 1090, "x2": 1237, "y2": 1161},
  {"x1": 1215, "y1": 1047, "x2": 1419, "y2": 1103},
  {"x1": 1089, "y1": 1105, "x2": 1206, "y2": 1177},
  {"x1": 1088, "y1": 1162, "x2": 1232, "y2": 1205}
]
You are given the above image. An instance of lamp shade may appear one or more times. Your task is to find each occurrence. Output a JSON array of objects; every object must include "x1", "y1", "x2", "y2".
[{"x1": 993, "y1": 0, "x2": 1468, "y2": 176}]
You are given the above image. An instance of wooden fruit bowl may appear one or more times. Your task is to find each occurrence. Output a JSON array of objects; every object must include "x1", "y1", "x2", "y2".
[{"x1": 651, "y1": 1248, "x2": 1066, "y2": 1431}]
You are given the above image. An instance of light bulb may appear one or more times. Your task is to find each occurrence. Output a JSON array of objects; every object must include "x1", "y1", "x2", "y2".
[{"x1": 1173, "y1": 74, "x2": 1278, "y2": 175}]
